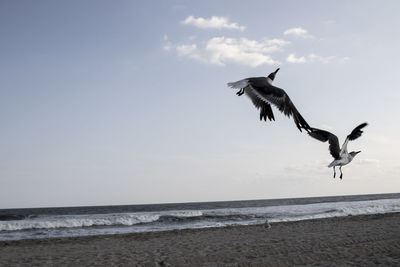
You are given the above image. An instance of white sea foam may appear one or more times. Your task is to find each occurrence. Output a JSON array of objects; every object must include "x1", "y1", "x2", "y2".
[
  {"x1": 0, "y1": 210, "x2": 204, "y2": 232},
  {"x1": 0, "y1": 198, "x2": 399, "y2": 240},
  {"x1": 203, "y1": 198, "x2": 400, "y2": 222},
  {"x1": 168, "y1": 210, "x2": 203, "y2": 217},
  {"x1": 0, "y1": 213, "x2": 159, "y2": 231}
]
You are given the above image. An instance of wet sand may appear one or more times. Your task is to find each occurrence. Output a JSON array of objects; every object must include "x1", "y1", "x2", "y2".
[{"x1": 1, "y1": 213, "x2": 399, "y2": 266}]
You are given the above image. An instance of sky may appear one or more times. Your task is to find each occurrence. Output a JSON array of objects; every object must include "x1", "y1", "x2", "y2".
[{"x1": 1, "y1": 0, "x2": 400, "y2": 209}]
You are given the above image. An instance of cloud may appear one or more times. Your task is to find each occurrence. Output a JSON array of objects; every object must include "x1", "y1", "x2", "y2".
[
  {"x1": 284, "y1": 160, "x2": 331, "y2": 177},
  {"x1": 163, "y1": 35, "x2": 172, "y2": 51},
  {"x1": 308, "y1": 53, "x2": 336, "y2": 63},
  {"x1": 175, "y1": 37, "x2": 289, "y2": 67},
  {"x1": 181, "y1": 16, "x2": 245, "y2": 31},
  {"x1": 163, "y1": 44, "x2": 172, "y2": 51},
  {"x1": 176, "y1": 44, "x2": 198, "y2": 57},
  {"x1": 285, "y1": 53, "x2": 349, "y2": 64},
  {"x1": 284, "y1": 27, "x2": 313, "y2": 38},
  {"x1": 286, "y1": 53, "x2": 306, "y2": 63},
  {"x1": 355, "y1": 159, "x2": 380, "y2": 166},
  {"x1": 167, "y1": 20, "x2": 348, "y2": 67}
]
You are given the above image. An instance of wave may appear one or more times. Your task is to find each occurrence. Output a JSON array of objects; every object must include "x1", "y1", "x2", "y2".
[
  {"x1": 1, "y1": 198, "x2": 399, "y2": 233},
  {"x1": 0, "y1": 210, "x2": 203, "y2": 231}
]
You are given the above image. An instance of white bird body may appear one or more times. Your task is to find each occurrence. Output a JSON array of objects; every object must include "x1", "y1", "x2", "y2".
[{"x1": 328, "y1": 154, "x2": 354, "y2": 168}]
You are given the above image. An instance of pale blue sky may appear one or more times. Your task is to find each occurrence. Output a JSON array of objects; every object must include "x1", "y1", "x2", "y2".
[{"x1": 1, "y1": 1, "x2": 399, "y2": 208}]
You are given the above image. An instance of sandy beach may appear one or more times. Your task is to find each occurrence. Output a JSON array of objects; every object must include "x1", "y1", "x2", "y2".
[{"x1": 0, "y1": 213, "x2": 399, "y2": 266}]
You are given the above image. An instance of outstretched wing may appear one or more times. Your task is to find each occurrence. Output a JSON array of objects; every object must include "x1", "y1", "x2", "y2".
[
  {"x1": 247, "y1": 78, "x2": 312, "y2": 132},
  {"x1": 340, "y1": 122, "x2": 368, "y2": 154},
  {"x1": 309, "y1": 128, "x2": 341, "y2": 159},
  {"x1": 244, "y1": 87, "x2": 275, "y2": 121},
  {"x1": 227, "y1": 78, "x2": 275, "y2": 121},
  {"x1": 348, "y1": 122, "x2": 368, "y2": 141}
]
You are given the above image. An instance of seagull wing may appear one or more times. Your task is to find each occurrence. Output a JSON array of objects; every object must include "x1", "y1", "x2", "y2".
[
  {"x1": 308, "y1": 128, "x2": 341, "y2": 159},
  {"x1": 247, "y1": 78, "x2": 312, "y2": 132},
  {"x1": 340, "y1": 122, "x2": 368, "y2": 155},
  {"x1": 227, "y1": 78, "x2": 275, "y2": 121},
  {"x1": 348, "y1": 122, "x2": 368, "y2": 141},
  {"x1": 244, "y1": 86, "x2": 275, "y2": 121}
]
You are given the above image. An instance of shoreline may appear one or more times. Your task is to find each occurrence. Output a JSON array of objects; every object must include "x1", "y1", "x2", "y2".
[{"x1": 1, "y1": 213, "x2": 399, "y2": 265}]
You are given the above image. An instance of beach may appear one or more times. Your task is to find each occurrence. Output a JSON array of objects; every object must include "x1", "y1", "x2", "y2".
[{"x1": 0, "y1": 213, "x2": 399, "y2": 266}]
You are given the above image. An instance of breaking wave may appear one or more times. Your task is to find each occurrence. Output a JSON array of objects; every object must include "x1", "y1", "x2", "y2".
[
  {"x1": 1, "y1": 197, "x2": 399, "y2": 240},
  {"x1": 0, "y1": 210, "x2": 203, "y2": 231}
]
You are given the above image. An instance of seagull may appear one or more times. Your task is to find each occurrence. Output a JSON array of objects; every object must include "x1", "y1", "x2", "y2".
[
  {"x1": 227, "y1": 68, "x2": 311, "y2": 132},
  {"x1": 309, "y1": 123, "x2": 368, "y2": 179}
]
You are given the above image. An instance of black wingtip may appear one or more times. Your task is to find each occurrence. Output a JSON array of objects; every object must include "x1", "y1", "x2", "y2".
[
  {"x1": 348, "y1": 122, "x2": 368, "y2": 141},
  {"x1": 293, "y1": 112, "x2": 312, "y2": 133}
]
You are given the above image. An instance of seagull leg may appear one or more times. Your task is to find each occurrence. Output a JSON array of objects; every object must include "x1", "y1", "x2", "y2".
[
  {"x1": 333, "y1": 167, "x2": 336, "y2": 178},
  {"x1": 339, "y1": 167, "x2": 343, "y2": 180},
  {"x1": 236, "y1": 88, "x2": 245, "y2": 96}
]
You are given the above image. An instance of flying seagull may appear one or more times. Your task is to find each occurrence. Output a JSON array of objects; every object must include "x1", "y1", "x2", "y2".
[
  {"x1": 309, "y1": 122, "x2": 368, "y2": 179},
  {"x1": 227, "y1": 68, "x2": 311, "y2": 132}
]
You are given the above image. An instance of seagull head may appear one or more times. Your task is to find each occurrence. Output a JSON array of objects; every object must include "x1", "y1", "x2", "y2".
[{"x1": 267, "y1": 68, "x2": 280, "y2": 81}]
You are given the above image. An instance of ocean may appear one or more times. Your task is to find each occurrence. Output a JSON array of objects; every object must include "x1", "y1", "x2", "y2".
[{"x1": 1, "y1": 193, "x2": 399, "y2": 241}]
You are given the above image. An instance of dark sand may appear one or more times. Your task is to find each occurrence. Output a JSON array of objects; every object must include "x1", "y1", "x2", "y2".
[{"x1": 1, "y1": 213, "x2": 399, "y2": 266}]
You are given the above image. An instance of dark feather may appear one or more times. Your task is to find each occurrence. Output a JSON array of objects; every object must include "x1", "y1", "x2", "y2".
[
  {"x1": 309, "y1": 128, "x2": 340, "y2": 159},
  {"x1": 247, "y1": 80, "x2": 311, "y2": 132},
  {"x1": 260, "y1": 104, "x2": 275, "y2": 121},
  {"x1": 347, "y1": 123, "x2": 368, "y2": 141},
  {"x1": 228, "y1": 73, "x2": 311, "y2": 132},
  {"x1": 244, "y1": 86, "x2": 275, "y2": 121}
]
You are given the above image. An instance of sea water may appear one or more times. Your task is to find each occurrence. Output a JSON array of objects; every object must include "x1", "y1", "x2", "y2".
[{"x1": 0, "y1": 193, "x2": 399, "y2": 241}]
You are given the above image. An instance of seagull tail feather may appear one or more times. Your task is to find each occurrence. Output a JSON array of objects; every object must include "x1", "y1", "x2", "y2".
[
  {"x1": 227, "y1": 79, "x2": 248, "y2": 89},
  {"x1": 259, "y1": 104, "x2": 275, "y2": 121}
]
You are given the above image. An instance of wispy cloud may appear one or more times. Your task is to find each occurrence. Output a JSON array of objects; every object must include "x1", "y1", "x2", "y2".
[
  {"x1": 175, "y1": 37, "x2": 289, "y2": 67},
  {"x1": 355, "y1": 158, "x2": 380, "y2": 166},
  {"x1": 285, "y1": 160, "x2": 331, "y2": 176},
  {"x1": 286, "y1": 53, "x2": 349, "y2": 64},
  {"x1": 166, "y1": 19, "x2": 348, "y2": 67},
  {"x1": 286, "y1": 53, "x2": 306, "y2": 63},
  {"x1": 176, "y1": 44, "x2": 198, "y2": 57},
  {"x1": 163, "y1": 35, "x2": 172, "y2": 51},
  {"x1": 284, "y1": 27, "x2": 313, "y2": 38},
  {"x1": 181, "y1": 16, "x2": 245, "y2": 31},
  {"x1": 308, "y1": 53, "x2": 336, "y2": 63}
]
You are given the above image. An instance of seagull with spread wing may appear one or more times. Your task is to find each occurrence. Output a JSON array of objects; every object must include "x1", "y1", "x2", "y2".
[
  {"x1": 309, "y1": 123, "x2": 368, "y2": 179},
  {"x1": 227, "y1": 68, "x2": 311, "y2": 132}
]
